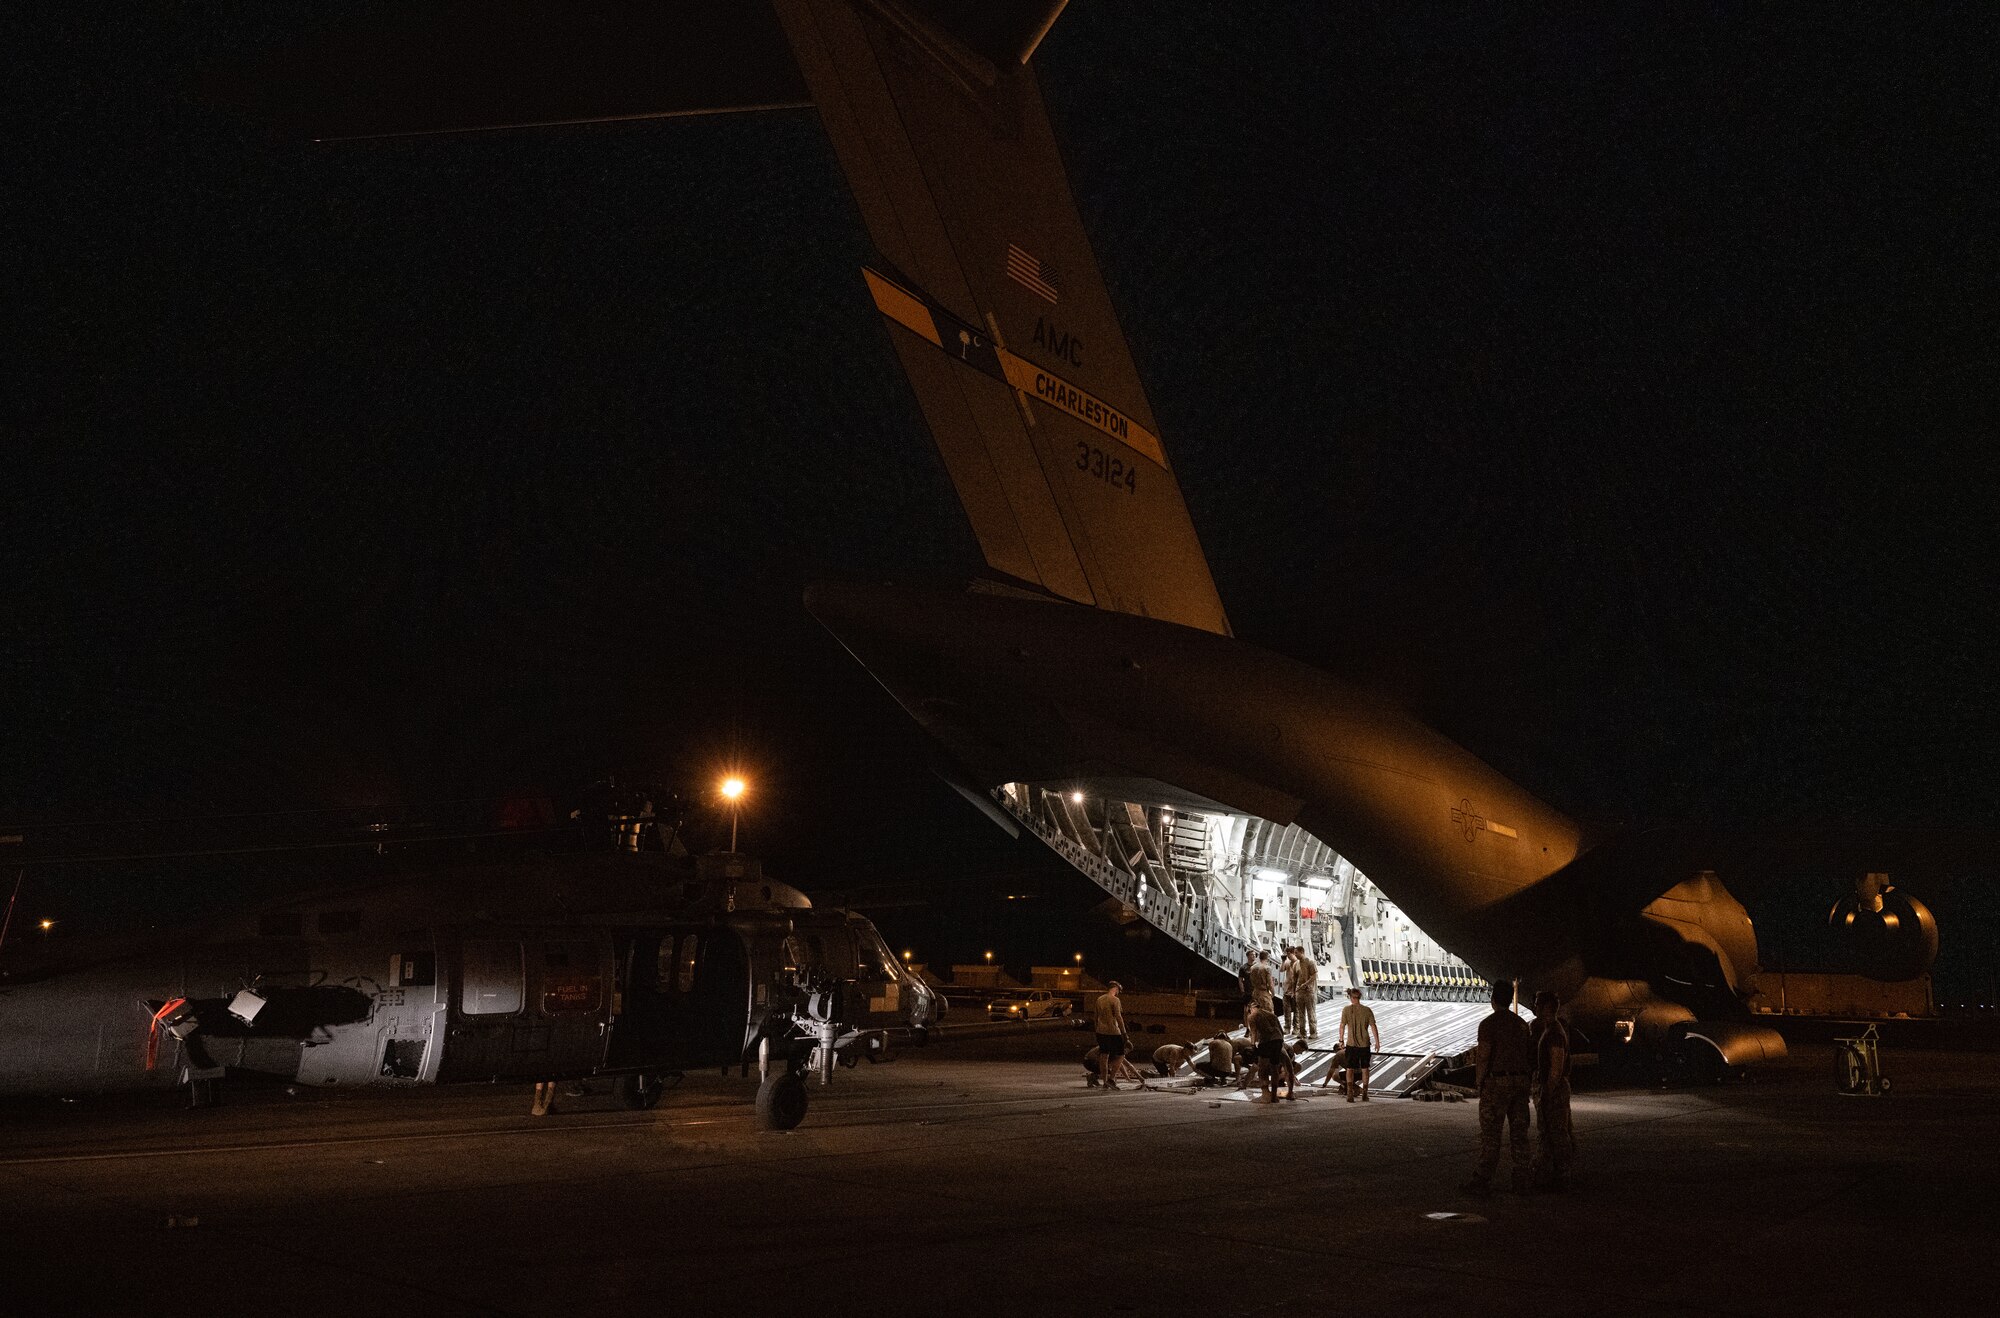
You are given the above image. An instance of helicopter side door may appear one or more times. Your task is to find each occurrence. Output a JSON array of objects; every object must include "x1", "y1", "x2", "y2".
[
  {"x1": 534, "y1": 937, "x2": 611, "y2": 1076},
  {"x1": 437, "y1": 932, "x2": 610, "y2": 1083},
  {"x1": 606, "y1": 926, "x2": 751, "y2": 1071}
]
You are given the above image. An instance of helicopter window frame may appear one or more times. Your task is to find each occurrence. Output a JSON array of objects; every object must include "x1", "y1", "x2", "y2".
[
  {"x1": 461, "y1": 939, "x2": 524, "y2": 1016},
  {"x1": 859, "y1": 926, "x2": 900, "y2": 981}
]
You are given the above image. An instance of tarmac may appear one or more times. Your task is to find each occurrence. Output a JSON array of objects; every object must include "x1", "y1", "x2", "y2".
[{"x1": 0, "y1": 1021, "x2": 1992, "y2": 1316}]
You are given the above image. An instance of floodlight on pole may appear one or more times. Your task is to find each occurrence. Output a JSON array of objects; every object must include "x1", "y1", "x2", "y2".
[{"x1": 719, "y1": 776, "x2": 747, "y2": 850}]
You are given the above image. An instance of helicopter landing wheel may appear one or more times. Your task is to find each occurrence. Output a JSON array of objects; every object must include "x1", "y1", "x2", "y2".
[
  {"x1": 755, "y1": 1071, "x2": 808, "y2": 1131},
  {"x1": 616, "y1": 1073, "x2": 670, "y2": 1110}
]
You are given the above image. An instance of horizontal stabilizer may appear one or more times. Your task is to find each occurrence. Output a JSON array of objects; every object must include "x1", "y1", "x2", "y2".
[
  {"x1": 217, "y1": 1, "x2": 810, "y2": 140},
  {"x1": 1481, "y1": 822, "x2": 1993, "y2": 961}
]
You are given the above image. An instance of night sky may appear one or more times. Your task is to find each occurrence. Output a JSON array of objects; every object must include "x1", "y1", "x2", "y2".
[{"x1": 11, "y1": 5, "x2": 1998, "y2": 991}]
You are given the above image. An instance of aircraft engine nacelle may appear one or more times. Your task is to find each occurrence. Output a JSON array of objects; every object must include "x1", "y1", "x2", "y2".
[{"x1": 1828, "y1": 874, "x2": 1937, "y2": 982}]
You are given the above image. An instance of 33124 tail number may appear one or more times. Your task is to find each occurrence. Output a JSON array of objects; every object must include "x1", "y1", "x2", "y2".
[{"x1": 1076, "y1": 442, "x2": 1137, "y2": 494}]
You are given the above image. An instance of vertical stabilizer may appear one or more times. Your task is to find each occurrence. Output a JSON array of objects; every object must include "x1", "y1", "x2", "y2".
[{"x1": 776, "y1": 0, "x2": 1231, "y2": 635}]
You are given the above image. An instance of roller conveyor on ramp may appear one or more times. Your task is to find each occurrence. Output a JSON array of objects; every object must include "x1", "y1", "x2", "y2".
[{"x1": 1148, "y1": 1000, "x2": 1493, "y2": 1100}]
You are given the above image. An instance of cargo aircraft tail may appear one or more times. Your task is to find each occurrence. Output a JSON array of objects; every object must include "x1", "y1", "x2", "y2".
[{"x1": 774, "y1": 0, "x2": 1230, "y2": 635}]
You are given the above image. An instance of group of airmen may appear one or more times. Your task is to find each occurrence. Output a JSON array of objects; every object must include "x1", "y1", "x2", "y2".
[
  {"x1": 1239, "y1": 944, "x2": 1320, "y2": 1042},
  {"x1": 1085, "y1": 945, "x2": 1383, "y2": 1106},
  {"x1": 1081, "y1": 959, "x2": 1575, "y2": 1194},
  {"x1": 1465, "y1": 977, "x2": 1575, "y2": 1194}
]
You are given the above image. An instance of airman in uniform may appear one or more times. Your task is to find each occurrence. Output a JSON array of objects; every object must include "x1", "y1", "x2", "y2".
[
  {"x1": 1280, "y1": 947, "x2": 1299, "y2": 1038},
  {"x1": 1092, "y1": 981, "x2": 1132, "y2": 1090},
  {"x1": 1246, "y1": 949, "x2": 1275, "y2": 1014},
  {"x1": 1194, "y1": 1033, "x2": 1236, "y2": 1086},
  {"x1": 1290, "y1": 945, "x2": 1307, "y2": 1022},
  {"x1": 1244, "y1": 1002, "x2": 1292, "y2": 1102},
  {"x1": 1463, "y1": 978, "x2": 1533, "y2": 1195},
  {"x1": 1533, "y1": 989, "x2": 1575, "y2": 1189},
  {"x1": 1292, "y1": 946, "x2": 1320, "y2": 1042},
  {"x1": 1328, "y1": 985, "x2": 1379, "y2": 1101}
]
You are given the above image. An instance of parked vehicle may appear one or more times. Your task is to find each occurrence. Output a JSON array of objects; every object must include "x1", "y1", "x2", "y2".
[{"x1": 986, "y1": 989, "x2": 1071, "y2": 1021}]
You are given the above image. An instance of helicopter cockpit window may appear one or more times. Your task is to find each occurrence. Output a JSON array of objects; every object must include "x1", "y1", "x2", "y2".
[
  {"x1": 462, "y1": 939, "x2": 523, "y2": 1016},
  {"x1": 860, "y1": 928, "x2": 899, "y2": 981}
]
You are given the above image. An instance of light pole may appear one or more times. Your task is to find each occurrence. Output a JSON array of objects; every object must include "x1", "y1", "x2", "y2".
[{"x1": 719, "y1": 776, "x2": 746, "y2": 851}]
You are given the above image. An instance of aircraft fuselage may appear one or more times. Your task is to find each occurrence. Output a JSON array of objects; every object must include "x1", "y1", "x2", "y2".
[{"x1": 809, "y1": 580, "x2": 1790, "y2": 1062}]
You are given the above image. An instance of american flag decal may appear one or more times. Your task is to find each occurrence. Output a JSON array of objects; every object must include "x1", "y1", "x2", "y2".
[{"x1": 1006, "y1": 243, "x2": 1060, "y2": 303}]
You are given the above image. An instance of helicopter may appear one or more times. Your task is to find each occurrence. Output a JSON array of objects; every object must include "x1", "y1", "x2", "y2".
[{"x1": 0, "y1": 788, "x2": 944, "y2": 1130}]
